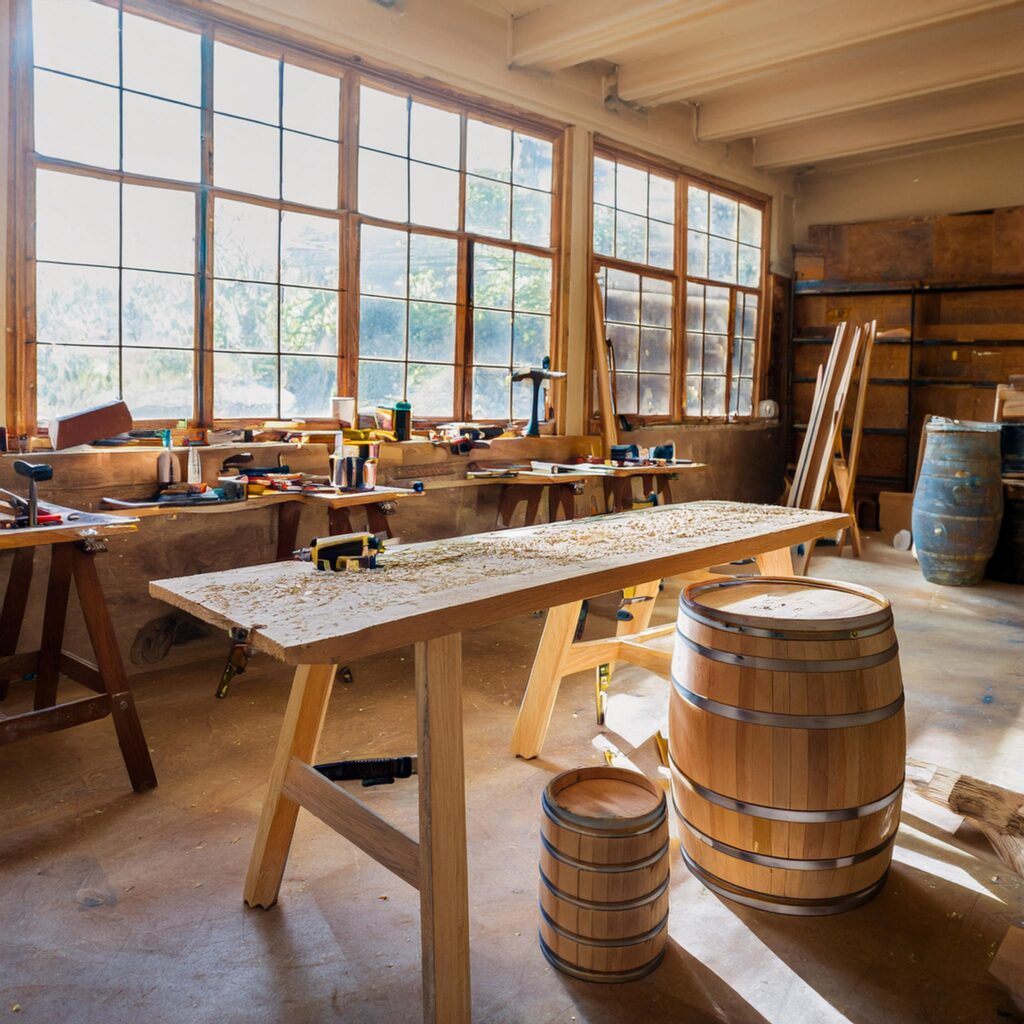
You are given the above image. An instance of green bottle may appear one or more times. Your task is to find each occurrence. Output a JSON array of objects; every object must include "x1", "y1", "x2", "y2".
[{"x1": 393, "y1": 400, "x2": 412, "y2": 441}]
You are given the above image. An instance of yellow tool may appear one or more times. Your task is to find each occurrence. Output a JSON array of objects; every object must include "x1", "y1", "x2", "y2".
[{"x1": 294, "y1": 532, "x2": 385, "y2": 572}]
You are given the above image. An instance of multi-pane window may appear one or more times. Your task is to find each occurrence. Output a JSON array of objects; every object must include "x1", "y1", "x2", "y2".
[
  {"x1": 598, "y1": 268, "x2": 672, "y2": 417},
  {"x1": 685, "y1": 185, "x2": 763, "y2": 416},
  {"x1": 592, "y1": 155, "x2": 674, "y2": 270},
  {"x1": 356, "y1": 83, "x2": 557, "y2": 418}
]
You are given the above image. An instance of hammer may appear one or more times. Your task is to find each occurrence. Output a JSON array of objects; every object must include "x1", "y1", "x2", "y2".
[
  {"x1": 511, "y1": 362, "x2": 567, "y2": 438},
  {"x1": 14, "y1": 460, "x2": 53, "y2": 527}
]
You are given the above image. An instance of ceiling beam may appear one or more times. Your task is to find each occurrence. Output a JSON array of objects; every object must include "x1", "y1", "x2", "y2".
[
  {"x1": 510, "y1": 0, "x2": 725, "y2": 73},
  {"x1": 616, "y1": 0, "x2": 1017, "y2": 105},
  {"x1": 752, "y1": 75, "x2": 1024, "y2": 169},
  {"x1": 698, "y1": 5, "x2": 1024, "y2": 140}
]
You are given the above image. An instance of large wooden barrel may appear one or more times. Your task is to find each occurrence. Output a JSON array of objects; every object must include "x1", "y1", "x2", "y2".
[
  {"x1": 539, "y1": 766, "x2": 669, "y2": 982},
  {"x1": 669, "y1": 577, "x2": 905, "y2": 916},
  {"x1": 912, "y1": 419, "x2": 1003, "y2": 586}
]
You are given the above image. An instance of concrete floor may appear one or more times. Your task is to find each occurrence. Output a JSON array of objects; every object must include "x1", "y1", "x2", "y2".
[{"x1": 1, "y1": 537, "x2": 1022, "y2": 1023}]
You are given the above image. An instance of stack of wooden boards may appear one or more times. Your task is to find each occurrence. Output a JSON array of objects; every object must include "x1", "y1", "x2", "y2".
[
  {"x1": 995, "y1": 377, "x2": 1024, "y2": 422},
  {"x1": 786, "y1": 319, "x2": 877, "y2": 567}
]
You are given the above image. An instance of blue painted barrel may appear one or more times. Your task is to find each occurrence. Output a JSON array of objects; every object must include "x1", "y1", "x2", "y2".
[{"x1": 912, "y1": 420, "x2": 1003, "y2": 586}]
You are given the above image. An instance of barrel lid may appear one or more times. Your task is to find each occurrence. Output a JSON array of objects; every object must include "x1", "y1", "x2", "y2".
[
  {"x1": 926, "y1": 417, "x2": 1001, "y2": 434},
  {"x1": 545, "y1": 766, "x2": 663, "y2": 830},
  {"x1": 682, "y1": 577, "x2": 891, "y2": 637}
]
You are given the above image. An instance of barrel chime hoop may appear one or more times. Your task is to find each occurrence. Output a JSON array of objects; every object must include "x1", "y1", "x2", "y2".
[
  {"x1": 539, "y1": 831, "x2": 670, "y2": 873},
  {"x1": 537, "y1": 903, "x2": 669, "y2": 949},
  {"x1": 675, "y1": 629, "x2": 900, "y2": 674},
  {"x1": 541, "y1": 788, "x2": 666, "y2": 838},
  {"x1": 538, "y1": 867, "x2": 670, "y2": 911},
  {"x1": 672, "y1": 672, "x2": 905, "y2": 729},
  {"x1": 538, "y1": 935, "x2": 667, "y2": 984},
  {"x1": 669, "y1": 756, "x2": 904, "y2": 822}
]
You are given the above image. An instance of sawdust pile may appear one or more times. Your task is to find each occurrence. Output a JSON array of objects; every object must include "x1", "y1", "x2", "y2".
[{"x1": 156, "y1": 503, "x2": 838, "y2": 643}]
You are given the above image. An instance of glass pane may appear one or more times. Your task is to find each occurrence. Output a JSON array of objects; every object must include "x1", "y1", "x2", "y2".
[
  {"x1": 615, "y1": 210, "x2": 646, "y2": 264},
  {"x1": 593, "y1": 157, "x2": 615, "y2": 206},
  {"x1": 214, "y1": 43, "x2": 279, "y2": 124},
  {"x1": 360, "y1": 225, "x2": 408, "y2": 298},
  {"x1": 466, "y1": 120, "x2": 511, "y2": 182},
  {"x1": 710, "y1": 193, "x2": 738, "y2": 239},
  {"x1": 703, "y1": 375, "x2": 726, "y2": 415},
  {"x1": 704, "y1": 335, "x2": 728, "y2": 374},
  {"x1": 472, "y1": 366, "x2": 510, "y2": 419},
  {"x1": 213, "y1": 281, "x2": 277, "y2": 351},
  {"x1": 283, "y1": 132, "x2": 339, "y2": 208},
  {"x1": 615, "y1": 373, "x2": 638, "y2": 415},
  {"x1": 33, "y1": 0, "x2": 118, "y2": 82},
  {"x1": 686, "y1": 333, "x2": 702, "y2": 374},
  {"x1": 410, "y1": 235, "x2": 457, "y2": 302},
  {"x1": 466, "y1": 178, "x2": 510, "y2": 238},
  {"x1": 640, "y1": 328, "x2": 671, "y2": 373},
  {"x1": 513, "y1": 134, "x2": 552, "y2": 190},
  {"x1": 514, "y1": 253, "x2": 551, "y2": 314},
  {"x1": 122, "y1": 348, "x2": 193, "y2": 418},
  {"x1": 649, "y1": 174, "x2": 674, "y2": 223},
  {"x1": 512, "y1": 187, "x2": 551, "y2": 247},
  {"x1": 214, "y1": 352, "x2": 278, "y2": 417},
  {"x1": 512, "y1": 312, "x2": 549, "y2": 367},
  {"x1": 359, "y1": 86, "x2": 408, "y2": 156},
  {"x1": 410, "y1": 163, "x2": 459, "y2": 230},
  {"x1": 685, "y1": 284, "x2": 704, "y2": 331},
  {"x1": 214, "y1": 200, "x2": 278, "y2": 282},
  {"x1": 408, "y1": 302, "x2": 456, "y2": 363},
  {"x1": 686, "y1": 376, "x2": 701, "y2": 415},
  {"x1": 641, "y1": 279, "x2": 672, "y2": 327},
  {"x1": 607, "y1": 323, "x2": 638, "y2": 373},
  {"x1": 708, "y1": 235, "x2": 737, "y2": 283},
  {"x1": 359, "y1": 359, "x2": 405, "y2": 409},
  {"x1": 281, "y1": 354, "x2": 335, "y2": 417},
  {"x1": 593, "y1": 205, "x2": 614, "y2": 255},
  {"x1": 737, "y1": 377, "x2": 753, "y2": 415},
  {"x1": 36, "y1": 171, "x2": 119, "y2": 265},
  {"x1": 407, "y1": 362, "x2": 454, "y2": 417},
  {"x1": 687, "y1": 187, "x2": 708, "y2": 232},
  {"x1": 738, "y1": 244, "x2": 761, "y2": 287},
  {"x1": 123, "y1": 185, "x2": 195, "y2": 274},
  {"x1": 359, "y1": 296, "x2": 406, "y2": 359},
  {"x1": 473, "y1": 245, "x2": 513, "y2": 310},
  {"x1": 648, "y1": 219, "x2": 674, "y2": 269},
  {"x1": 284, "y1": 64, "x2": 339, "y2": 139},
  {"x1": 639, "y1": 373, "x2": 670, "y2": 415},
  {"x1": 281, "y1": 288, "x2": 338, "y2": 354},
  {"x1": 705, "y1": 286, "x2": 730, "y2": 332},
  {"x1": 741, "y1": 337, "x2": 755, "y2": 377},
  {"x1": 214, "y1": 115, "x2": 280, "y2": 198},
  {"x1": 123, "y1": 93, "x2": 201, "y2": 182},
  {"x1": 472, "y1": 309, "x2": 511, "y2": 365},
  {"x1": 358, "y1": 149, "x2": 408, "y2": 221},
  {"x1": 512, "y1": 377, "x2": 535, "y2": 420},
  {"x1": 122, "y1": 270, "x2": 194, "y2": 348},
  {"x1": 36, "y1": 264, "x2": 118, "y2": 344},
  {"x1": 36, "y1": 344, "x2": 118, "y2": 422},
  {"x1": 123, "y1": 14, "x2": 201, "y2": 105},
  {"x1": 33, "y1": 70, "x2": 118, "y2": 169},
  {"x1": 281, "y1": 213, "x2": 339, "y2": 288},
  {"x1": 739, "y1": 204, "x2": 762, "y2": 246},
  {"x1": 605, "y1": 269, "x2": 639, "y2": 323},
  {"x1": 410, "y1": 102, "x2": 459, "y2": 169},
  {"x1": 687, "y1": 230, "x2": 708, "y2": 278},
  {"x1": 616, "y1": 164, "x2": 647, "y2": 216},
  {"x1": 743, "y1": 297, "x2": 758, "y2": 338}
]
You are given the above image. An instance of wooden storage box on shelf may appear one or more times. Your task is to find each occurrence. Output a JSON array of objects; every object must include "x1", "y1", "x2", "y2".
[
  {"x1": 669, "y1": 577, "x2": 905, "y2": 915},
  {"x1": 539, "y1": 767, "x2": 669, "y2": 983}
]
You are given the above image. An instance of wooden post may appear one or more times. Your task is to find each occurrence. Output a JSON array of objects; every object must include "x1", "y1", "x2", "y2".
[
  {"x1": 510, "y1": 599, "x2": 584, "y2": 759},
  {"x1": 415, "y1": 634, "x2": 471, "y2": 1024},
  {"x1": 244, "y1": 662, "x2": 337, "y2": 908},
  {"x1": 755, "y1": 546, "x2": 795, "y2": 576},
  {"x1": 275, "y1": 500, "x2": 303, "y2": 561},
  {"x1": 34, "y1": 542, "x2": 73, "y2": 710},
  {"x1": 0, "y1": 547, "x2": 35, "y2": 700}
]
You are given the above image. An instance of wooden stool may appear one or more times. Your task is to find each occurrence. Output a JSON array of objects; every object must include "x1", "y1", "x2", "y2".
[{"x1": 0, "y1": 533, "x2": 156, "y2": 793}]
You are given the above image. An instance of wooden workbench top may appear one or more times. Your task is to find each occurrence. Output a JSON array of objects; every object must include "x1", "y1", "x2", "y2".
[
  {"x1": 151, "y1": 501, "x2": 849, "y2": 666},
  {"x1": 0, "y1": 503, "x2": 138, "y2": 549}
]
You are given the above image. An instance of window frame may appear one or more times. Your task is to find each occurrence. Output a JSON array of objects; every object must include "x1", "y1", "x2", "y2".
[
  {"x1": 590, "y1": 137, "x2": 770, "y2": 427},
  {"x1": 7, "y1": 0, "x2": 565, "y2": 433}
]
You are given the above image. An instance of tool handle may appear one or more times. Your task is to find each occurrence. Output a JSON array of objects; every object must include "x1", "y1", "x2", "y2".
[{"x1": 315, "y1": 756, "x2": 416, "y2": 787}]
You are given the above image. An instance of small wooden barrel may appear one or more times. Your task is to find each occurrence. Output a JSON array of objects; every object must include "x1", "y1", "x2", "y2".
[
  {"x1": 912, "y1": 419, "x2": 1003, "y2": 586},
  {"x1": 670, "y1": 577, "x2": 905, "y2": 916},
  {"x1": 539, "y1": 766, "x2": 669, "y2": 982}
]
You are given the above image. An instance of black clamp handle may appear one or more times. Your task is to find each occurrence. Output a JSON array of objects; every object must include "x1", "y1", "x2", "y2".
[{"x1": 315, "y1": 755, "x2": 416, "y2": 787}]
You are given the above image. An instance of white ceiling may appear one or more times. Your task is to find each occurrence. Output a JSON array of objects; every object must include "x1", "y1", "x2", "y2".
[{"x1": 503, "y1": 0, "x2": 1024, "y2": 169}]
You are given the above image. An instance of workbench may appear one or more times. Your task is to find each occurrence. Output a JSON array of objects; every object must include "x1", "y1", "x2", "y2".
[
  {"x1": 0, "y1": 504, "x2": 156, "y2": 791},
  {"x1": 149, "y1": 501, "x2": 849, "y2": 1024}
]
